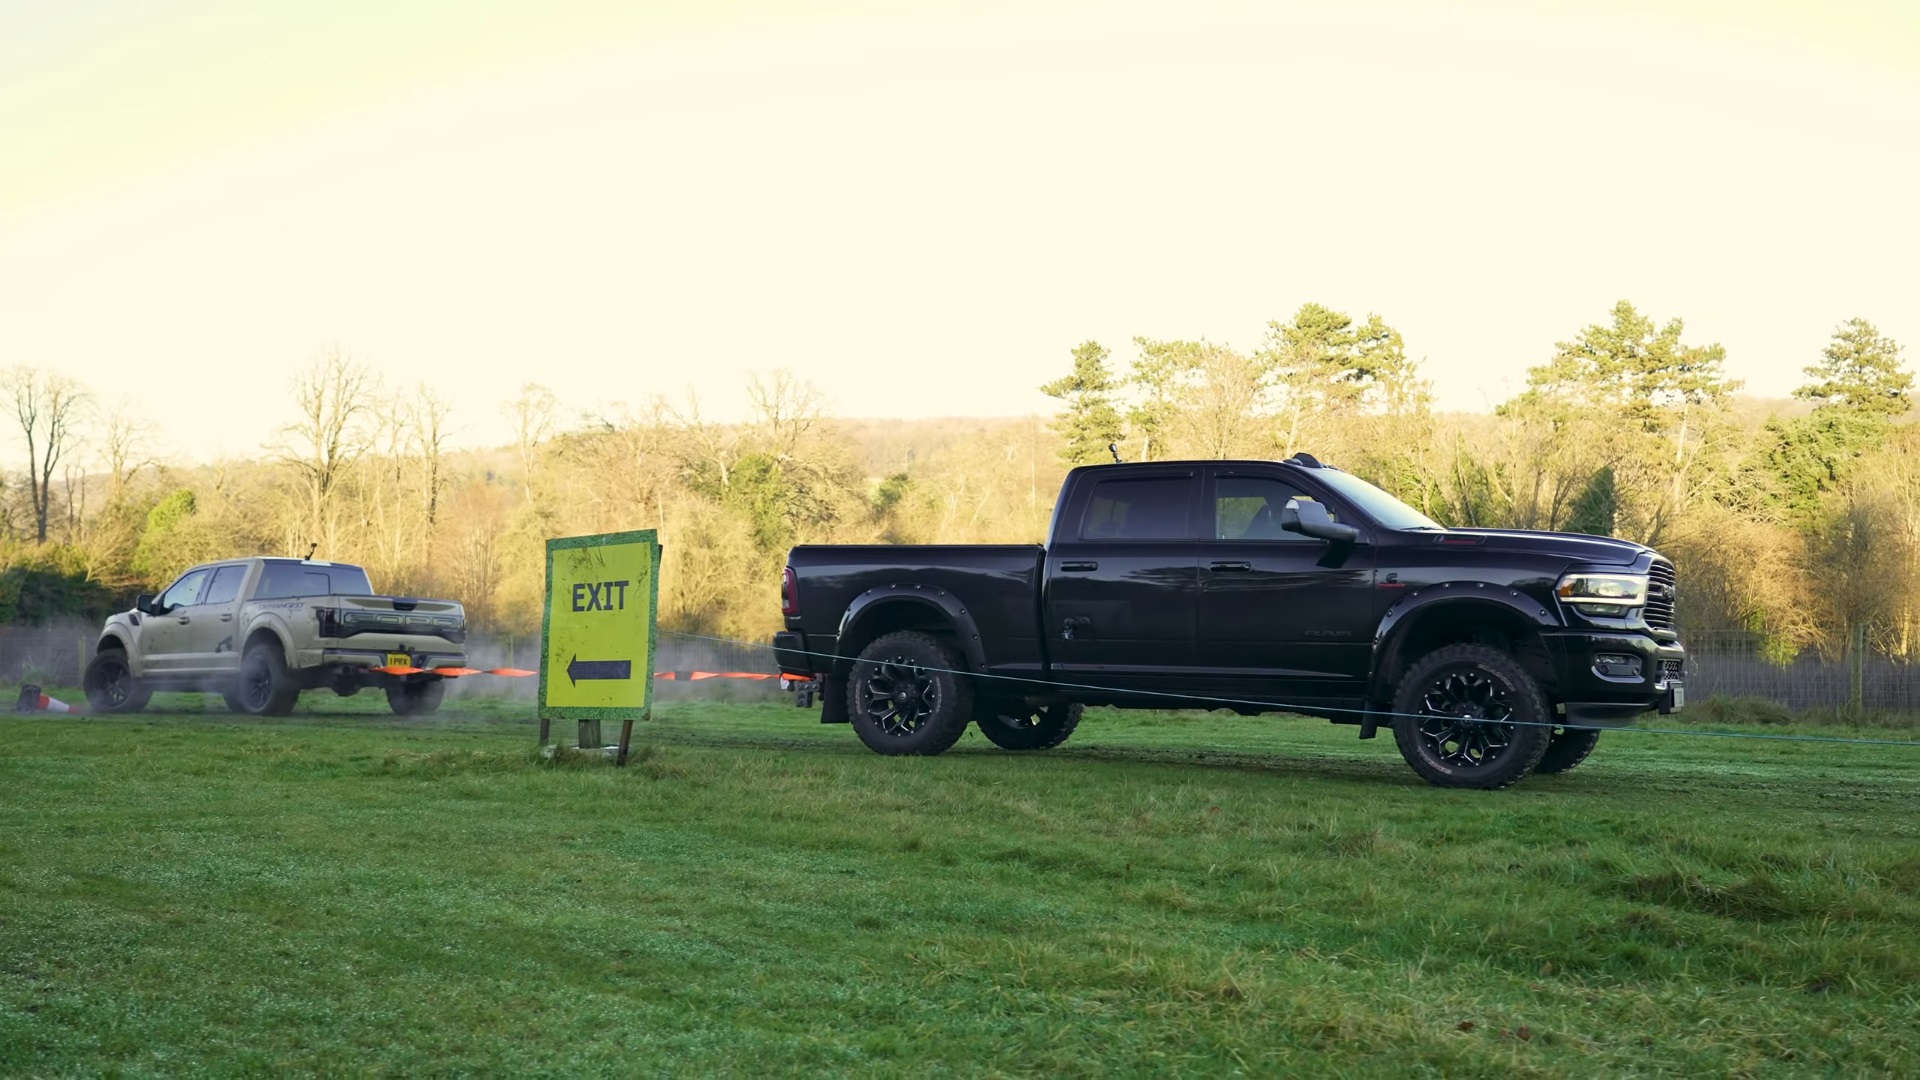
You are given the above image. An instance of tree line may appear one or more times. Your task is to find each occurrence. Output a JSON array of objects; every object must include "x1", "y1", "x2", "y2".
[{"x1": 2, "y1": 300, "x2": 1910, "y2": 663}]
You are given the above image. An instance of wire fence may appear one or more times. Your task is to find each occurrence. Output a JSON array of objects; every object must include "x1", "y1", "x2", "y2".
[{"x1": 8, "y1": 624, "x2": 1920, "y2": 713}]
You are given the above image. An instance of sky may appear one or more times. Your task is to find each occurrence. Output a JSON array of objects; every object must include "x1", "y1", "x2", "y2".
[{"x1": 1, "y1": 0, "x2": 1917, "y2": 464}]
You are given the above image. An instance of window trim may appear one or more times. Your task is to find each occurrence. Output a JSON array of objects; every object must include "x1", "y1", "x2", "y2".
[
  {"x1": 1204, "y1": 466, "x2": 1367, "y2": 544},
  {"x1": 1069, "y1": 469, "x2": 1202, "y2": 543}
]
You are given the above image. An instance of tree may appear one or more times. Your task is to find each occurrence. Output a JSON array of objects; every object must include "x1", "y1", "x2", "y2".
[
  {"x1": 1127, "y1": 338, "x2": 1266, "y2": 460},
  {"x1": 502, "y1": 383, "x2": 558, "y2": 506},
  {"x1": 3, "y1": 367, "x2": 90, "y2": 544},
  {"x1": 1258, "y1": 304, "x2": 1427, "y2": 457},
  {"x1": 1515, "y1": 301, "x2": 1737, "y2": 429},
  {"x1": 1795, "y1": 318, "x2": 1909, "y2": 419},
  {"x1": 1040, "y1": 341, "x2": 1125, "y2": 466},
  {"x1": 1564, "y1": 466, "x2": 1618, "y2": 536},
  {"x1": 269, "y1": 349, "x2": 376, "y2": 554}
]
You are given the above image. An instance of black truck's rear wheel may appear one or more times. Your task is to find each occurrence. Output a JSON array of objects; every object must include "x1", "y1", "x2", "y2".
[
  {"x1": 1391, "y1": 644, "x2": 1551, "y2": 790},
  {"x1": 976, "y1": 700, "x2": 1083, "y2": 751},
  {"x1": 1535, "y1": 726, "x2": 1601, "y2": 774},
  {"x1": 846, "y1": 631, "x2": 972, "y2": 756}
]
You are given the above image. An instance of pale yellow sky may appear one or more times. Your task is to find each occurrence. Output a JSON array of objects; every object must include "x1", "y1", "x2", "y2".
[{"x1": 2, "y1": 0, "x2": 1916, "y2": 463}]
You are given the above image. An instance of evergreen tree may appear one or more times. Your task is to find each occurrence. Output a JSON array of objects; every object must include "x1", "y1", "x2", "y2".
[
  {"x1": 1564, "y1": 466, "x2": 1618, "y2": 536},
  {"x1": 1794, "y1": 317, "x2": 1909, "y2": 419},
  {"x1": 1040, "y1": 341, "x2": 1125, "y2": 466}
]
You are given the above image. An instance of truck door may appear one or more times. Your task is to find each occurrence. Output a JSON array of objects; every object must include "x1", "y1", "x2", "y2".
[
  {"x1": 1043, "y1": 468, "x2": 1201, "y2": 696},
  {"x1": 1196, "y1": 467, "x2": 1380, "y2": 700},
  {"x1": 182, "y1": 563, "x2": 250, "y2": 675},
  {"x1": 140, "y1": 567, "x2": 213, "y2": 675}
]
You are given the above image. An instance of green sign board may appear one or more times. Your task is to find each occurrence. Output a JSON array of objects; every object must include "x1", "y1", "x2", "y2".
[{"x1": 539, "y1": 530, "x2": 661, "y2": 760}]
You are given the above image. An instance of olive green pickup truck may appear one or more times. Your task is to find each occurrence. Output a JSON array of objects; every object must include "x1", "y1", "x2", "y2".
[{"x1": 84, "y1": 557, "x2": 468, "y2": 716}]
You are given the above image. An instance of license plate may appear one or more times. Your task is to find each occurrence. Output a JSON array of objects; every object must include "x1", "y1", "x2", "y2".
[
  {"x1": 1667, "y1": 681, "x2": 1685, "y2": 712},
  {"x1": 385, "y1": 653, "x2": 413, "y2": 669}
]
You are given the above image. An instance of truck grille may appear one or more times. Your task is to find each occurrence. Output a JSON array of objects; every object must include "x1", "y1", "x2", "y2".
[{"x1": 1645, "y1": 561, "x2": 1677, "y2": 630}]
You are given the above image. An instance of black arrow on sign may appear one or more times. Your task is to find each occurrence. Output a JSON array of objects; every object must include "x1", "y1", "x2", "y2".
[{"x1": 566, "y1": 655, "x2": 633, "y2": 685}]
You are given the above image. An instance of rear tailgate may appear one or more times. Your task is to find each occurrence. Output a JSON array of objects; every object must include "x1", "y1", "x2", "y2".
[{"x1": 317, "y1": 596, "x2": 466, "y2": 652}]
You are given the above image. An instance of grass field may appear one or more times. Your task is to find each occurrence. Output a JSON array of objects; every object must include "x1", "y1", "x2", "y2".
[{"x1": 3, "y1": 692, "x2": 1919, "y2": 1075}]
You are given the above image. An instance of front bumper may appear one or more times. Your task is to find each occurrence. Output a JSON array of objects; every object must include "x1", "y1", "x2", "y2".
[{"x1": 1546, "y1": 631, "x2": 1686, "y2": 727}]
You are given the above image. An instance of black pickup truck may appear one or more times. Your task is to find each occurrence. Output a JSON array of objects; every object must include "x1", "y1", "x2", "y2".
[{"x1": 774, "y1": 455, "x2": 1686, "y2": 789}]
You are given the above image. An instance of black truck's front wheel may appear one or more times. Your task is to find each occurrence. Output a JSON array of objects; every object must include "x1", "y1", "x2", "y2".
[
  {"x1": 847, "y1": 631, "x2": 972, "y2": 756},
  {"x1": 976, "y1": 700, "x2": 1083, "y2": 751},
  {"x1": 1391, "y1": 644, "x2": 1551, "y2": 790}
]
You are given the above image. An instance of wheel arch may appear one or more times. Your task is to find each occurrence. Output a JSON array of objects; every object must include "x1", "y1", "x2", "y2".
[
  {"x1": 241, "y1": 621, "x2": 294, "y2": 663},
  {"x1": 1372, "y1": 593, "x2": 1559, "y2": 704},
  {"x1": 834, "y1": 587, "x2": 985, "y2": 678}
]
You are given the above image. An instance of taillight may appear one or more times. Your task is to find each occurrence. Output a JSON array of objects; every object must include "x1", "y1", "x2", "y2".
[{"x1": 781, "y1": 567, "x2": 799, "y2": 616}]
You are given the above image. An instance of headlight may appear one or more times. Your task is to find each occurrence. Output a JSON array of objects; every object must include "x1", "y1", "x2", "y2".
[{"x1": 1556, "y1": 572, "x2": 1648, "y2": 617}]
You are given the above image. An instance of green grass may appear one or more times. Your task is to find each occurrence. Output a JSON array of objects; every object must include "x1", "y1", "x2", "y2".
[{"x1": 3, "y1": 693, "x2": 1919, "y2": 1075}]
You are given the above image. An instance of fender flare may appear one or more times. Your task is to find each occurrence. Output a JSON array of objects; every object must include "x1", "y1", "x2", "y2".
[
  {"x1": 1369, "y1": 583, "x2": 1560, "y2": 698},
  {"x1": 239, "y1": 614, "x2": 297, "y2": 666},
  {"x1": 835, "y1": 584, "x2": 988, "y2": 675},
  {"x1": 94, "y1": 630, "x2": 138, "y2": 675}
]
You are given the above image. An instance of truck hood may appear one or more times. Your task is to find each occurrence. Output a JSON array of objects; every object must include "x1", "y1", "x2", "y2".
[{"x1": 1437, "y1": 528, "x2": 1653, "y2": 566}]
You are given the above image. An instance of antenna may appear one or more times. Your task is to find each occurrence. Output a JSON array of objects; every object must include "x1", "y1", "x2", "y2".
[
  {"x1": 1108, "y1": 443, "x2": 1123, "y2": 464},
  {"x1": 304, "y1": 542, "x2": 318, "y2": 560}
]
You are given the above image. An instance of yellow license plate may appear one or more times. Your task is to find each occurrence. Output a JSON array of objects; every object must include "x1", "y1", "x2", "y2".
[{"x1": 385, "y1": 653, "x2": 412, "y2": 668}]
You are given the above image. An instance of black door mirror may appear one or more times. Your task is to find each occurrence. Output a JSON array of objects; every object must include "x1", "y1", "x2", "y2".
[
  {"x1": 1280, "y1": 499, "x2": 1360, "y2": 544},
  {"x1": 134, "y1": 593, "x2": 157, "y2": 616}
]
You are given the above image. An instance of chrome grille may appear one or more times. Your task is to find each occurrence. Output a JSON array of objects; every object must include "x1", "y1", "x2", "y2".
[{"x1": 1645, "y1": 561, "x2": 1677, "y2": 630}]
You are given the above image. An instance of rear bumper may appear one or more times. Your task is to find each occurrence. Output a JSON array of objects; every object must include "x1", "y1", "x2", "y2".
[
  {"x1": 307, "y1": 647, "x2": 468, "y2": 671},
  {"x1": 1547, "y1": 631, "x2": 1686, "y2": 726},
  {"x1": 773, "y1": 631, "x2": 832, "y2": 677}
]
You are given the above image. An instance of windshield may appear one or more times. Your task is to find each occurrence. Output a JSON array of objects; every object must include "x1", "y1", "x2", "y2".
[{"x1": 1312, "y1": 469, "x2": 1445, "y2": 532}]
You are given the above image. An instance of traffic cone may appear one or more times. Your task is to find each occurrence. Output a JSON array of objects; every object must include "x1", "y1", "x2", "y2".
[{"x1": 13, "y1": 684, "x2": 81, "y2": 714}]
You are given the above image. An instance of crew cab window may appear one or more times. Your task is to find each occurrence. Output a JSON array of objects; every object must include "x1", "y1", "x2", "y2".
[
  {"x1": 1212, "y1": 477, "x2": 1326, "y2": 541},
  {"x1": 1080, "y1": 477, "x2": 1191, "y2": 540},
  {"x1": 253, "y1": 562, "x2": 376, "y2": 599},
  {"x1": 158, "y1": 568, "x2": 212, "y2": 610},
  {"x1": 202, "y1": 565, "x2": 247, "y2": 605}
]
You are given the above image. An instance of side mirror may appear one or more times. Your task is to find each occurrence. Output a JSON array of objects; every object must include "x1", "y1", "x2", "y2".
[
  {"x1": 1281, "y1": 499, "x2": 1361, "y2": 544},
  {"x1": 134, "y1": 594, "x2": 157, "y2": 616}
]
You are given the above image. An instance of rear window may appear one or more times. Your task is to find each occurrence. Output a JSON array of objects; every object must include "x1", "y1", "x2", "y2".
[
  {"x1": 252, "y1": 562, "x2": 375, "y2": 599},
  {"x1": 1080, "y1": 477, "x2": 1192, "y2": 540}
]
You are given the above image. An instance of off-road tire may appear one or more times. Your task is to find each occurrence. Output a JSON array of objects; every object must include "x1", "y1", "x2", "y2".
[
  {"x1": 83, "y1": 650, "x2": 151, "y2": 713},
  {"x1": 221, "y1": 691, "x2": 248, "y2": 713},
  {"x1": 236, "y1": 641, "x2": 300, "y2": 717},
  {"x1": 387, "y1": 680, "x2": 446, "y2": 717},
  {"x1": 846, "y1": 631, "x2": 973, "y2": 756},
  {"x1": 976, "y1": 700, "x2": 1084, "y2": 751},
  {"x1": 1535, "y1": 726, "x2": 1602, "y2": 775},
  {"x1": 1391, "y1": 644, "x2": 1552, "y2": 790}
]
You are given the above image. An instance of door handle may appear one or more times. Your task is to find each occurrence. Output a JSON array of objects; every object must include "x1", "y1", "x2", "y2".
[
  {"x1": 220, "y1": 614, "x2": 234, "y2": 622},
  {"x1": 1061, "y1": 561, "x2": 1099, "y2": 572},
  {"x1": 1209, "y1": 561, "x2": 1253, "y2": 572},
  {"x1": 177, "y1": 616, "x2": 192, "y2": 624}
]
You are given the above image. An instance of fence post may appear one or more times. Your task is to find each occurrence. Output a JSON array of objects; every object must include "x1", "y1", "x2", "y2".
[{"x1": 1849, "y1": 622, "x2": 1866, "y2": 715}]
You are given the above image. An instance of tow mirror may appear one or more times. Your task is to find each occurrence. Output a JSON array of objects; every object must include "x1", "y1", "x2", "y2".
[
  {"x1": 134, "y1": 593, "x2": 157, "y2": 616},
  {"x1": 1281, "y1": 499, "x2": 1360, "y2": 544}
]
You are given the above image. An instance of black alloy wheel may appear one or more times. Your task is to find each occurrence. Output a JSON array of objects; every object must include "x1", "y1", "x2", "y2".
[
  {"x1": 83, "y1": 651, "x2": 151, "y2": 714},
  {"x1": 1535, "y1": 726, "x2": 1603, "y2": 775},
  {"x1": 846, "y1": 630, "x2": 972, "y2": 756},
  {"x1": 1391, "y1": 644, "x2": 1551, "y2": 789},
  {"x1": 975, "y1": 700, "x2": 1084, "y2": 751}
]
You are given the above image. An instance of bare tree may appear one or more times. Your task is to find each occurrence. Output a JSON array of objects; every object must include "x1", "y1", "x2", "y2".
[
  {"x1": 408, "y1": 388, "x2": 453, "y2": 529},
  {"x1": 101, "y1": 399, "x2": 157, "y2": 507},
  {"x1": 268, "y1": 348, "x2": 376, "y2": 554},
  {"x1": 747, "y1": 369, "x2": 824, "y2": 460},
  {"x1": 503, "y1": 383, "x2": 557, "y2": 505},
  {"x1": 3, "y1": 366, "x2": 90, "y2": 543}
]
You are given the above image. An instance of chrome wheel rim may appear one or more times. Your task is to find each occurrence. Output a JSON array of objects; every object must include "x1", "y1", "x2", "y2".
[
  {"x1": 860, "y1": 655, "x2": 939, "y2": 737},
  {"x1": 1413, "y1": 664, "x2": 1517, "y2": 770}
]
